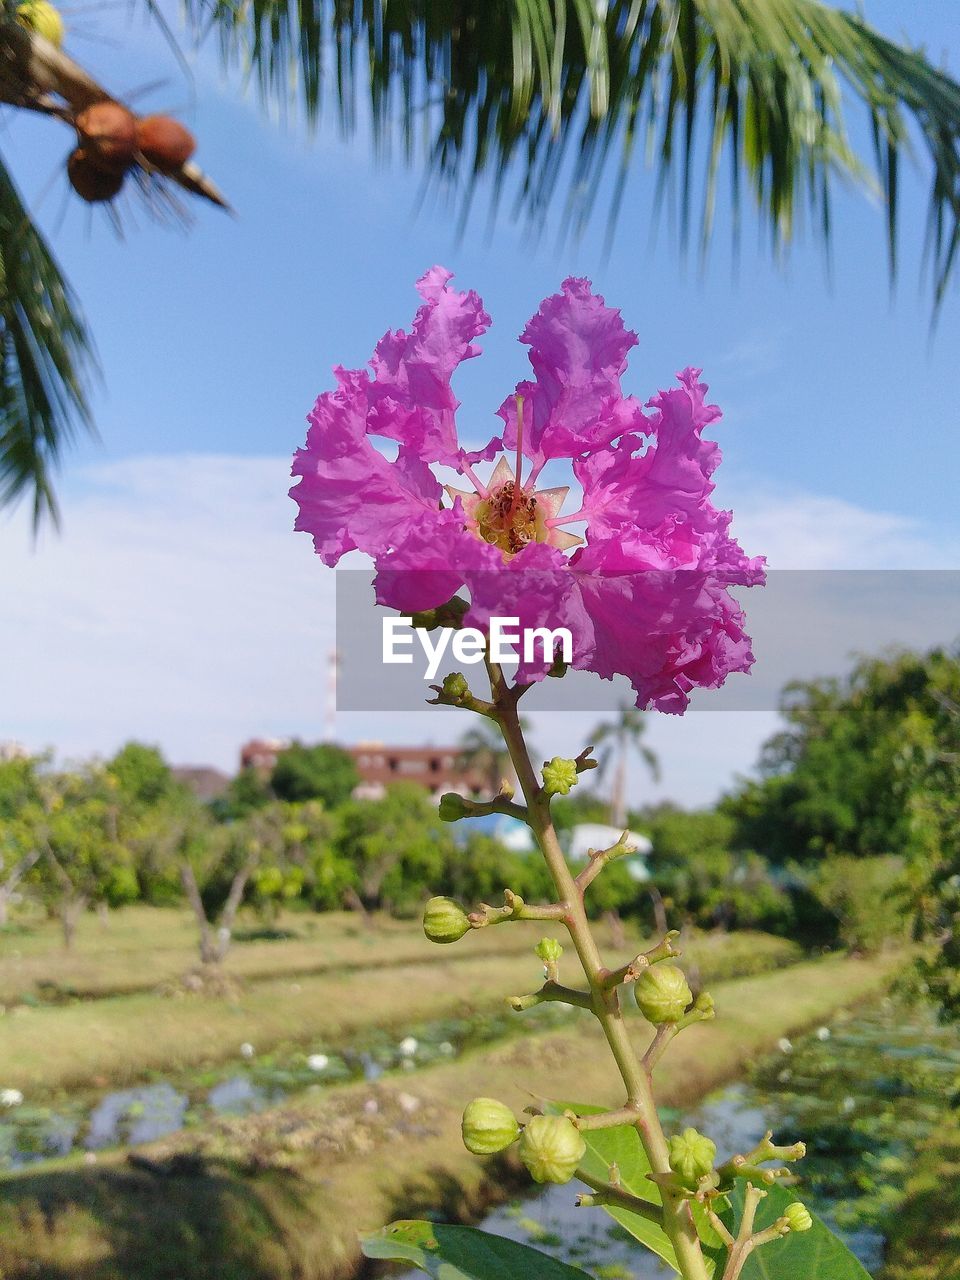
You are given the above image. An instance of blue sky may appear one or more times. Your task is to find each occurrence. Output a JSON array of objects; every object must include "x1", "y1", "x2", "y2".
[{"x1": 1, "y1": 0, "x2": 958, "y2": 806}]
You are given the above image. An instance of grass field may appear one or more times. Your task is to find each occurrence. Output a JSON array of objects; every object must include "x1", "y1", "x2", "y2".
[
  {"x1": 0, "y1": 951, "x2": 900, "y2": 1280},
  {"x1": 880, "y1": 1119, "x2": 960, "y2": 1280},
  {"x1": 0, "y1": 907, "x2": 801, "y2": 1094}
]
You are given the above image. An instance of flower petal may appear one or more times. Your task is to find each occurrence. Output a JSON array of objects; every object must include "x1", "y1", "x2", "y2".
[
  {"x1": 498, "y1": 277, "x2": 641, "y2": 466},
  {"x1": 367, "y1": 267, "x2": 498, "y2": 467}
]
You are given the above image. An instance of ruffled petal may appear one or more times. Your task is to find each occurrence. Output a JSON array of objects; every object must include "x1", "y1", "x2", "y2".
[
  {"x1": 373, "y1": 505, "x2": 501, "y2": 614},
  {"x1": 290, "y1": 368, "x2": 441, "y2": 566},
  {"x1": 367, "y1": 267, "x2": 496, "y2": 467},
  {"x1": 497, "y1": 278, "x2": 641, "y2": 467},
  {"x1": 465, "y1": 542, "x2": 594, "y2": 684}
]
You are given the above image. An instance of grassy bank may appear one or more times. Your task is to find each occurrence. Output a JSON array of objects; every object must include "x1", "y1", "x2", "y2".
[
  {"x1": 880, "y1": 1119, "x2": 960, "y2": 1280},
  {"x1": 0, "y1": 952, "x2": 900, "y2": 1280},
  {"x1": 0, "y1": 921, "x2": 799, "y2": 1094},
  {"x1": 0, "y1": 907, "x2": 535, "y2": 1005}
]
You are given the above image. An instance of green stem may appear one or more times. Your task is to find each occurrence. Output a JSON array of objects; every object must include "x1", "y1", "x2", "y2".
[{"x1": 484, "y1": 659, "x2": 709, "y2": 1280}]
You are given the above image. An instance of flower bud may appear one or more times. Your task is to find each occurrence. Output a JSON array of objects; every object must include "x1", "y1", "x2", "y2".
[
  {"x1": 423, "y1": 896, "x2": 470, "y2": 944},
  {"x1": 438, "y1": 792, "x2": 468, "y2": 823},
  {"x1": 461, "y1": 1097, "x2": 520, "y2": 1155},
  {"x1": 633, "y1": 964, "x2": 692, "y2": 1024},
  {"x1": 535, "y1": 938, "x2": 563, "y2": 965},
  {"x1": 441, "y1": 671, "x2": 470, "y2": 702},
  {"x1": 542, "y1": 757, "x2": 579, "y2": 796},
  {"x1": 518, "y1": 1115, "x2": 586, "y2": 1184},
  {"x1": 783, "y1": 1202, "x2": 813, "y2": 1233},
  {"x1": 668, "y1": 1128, "x2": 717, "y2": 1187}
]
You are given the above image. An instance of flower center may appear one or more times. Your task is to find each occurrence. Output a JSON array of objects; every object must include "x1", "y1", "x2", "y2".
[
  {"x1": 472, "y1": 480, "x2": 546, "y2": 555},
  {"x1": 447, "y1": 396, "x2": 583, "y2": 560}
]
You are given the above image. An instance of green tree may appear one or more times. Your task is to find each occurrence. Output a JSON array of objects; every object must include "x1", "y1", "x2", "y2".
[
  {"x1": 590, "y1": 703, "x2": 660, "y2": 828},
  {"x1": 106, "y1": 742, "x2": 178, "y2": 807},
  {"x1": 175, "y1": 803, "x2": 277, "y2": 965},
  {"x1": 0, "y1": 753, "x2": 46, "y2": 924},
  {"x1": 27, "y1": 767, "x2": 138, "y2": 947},
  {"x1": 270, "y1": 742, "x2": 358, "y2": 808},
  {"x1": 334, "y1": 783, "x2": 452, "y2": 914},
  {"x1": 4, "y1": 3, "x2": 960, "y2": 520}
]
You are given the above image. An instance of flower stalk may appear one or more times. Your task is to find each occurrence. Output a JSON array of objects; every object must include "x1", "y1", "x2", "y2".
[{"x1": 483, "y1": 654, "x2": 712, "y2": 1280}]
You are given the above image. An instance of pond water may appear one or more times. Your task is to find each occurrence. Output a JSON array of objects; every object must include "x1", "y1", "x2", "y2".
[
  {"x1": 0, "y1": 1000, "x2": 580, "y2": 1168},
  {"x1": 397, "y1": 996, "x2": 960, "y2": 1279}
]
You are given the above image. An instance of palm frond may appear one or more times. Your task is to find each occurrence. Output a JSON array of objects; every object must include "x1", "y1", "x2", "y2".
[
  {"x1": 0, "y1": 151, "x2": 96, "y2": 529},
  {"x1": 188, "y1": 0, "x2": 960, "y2": 302}
]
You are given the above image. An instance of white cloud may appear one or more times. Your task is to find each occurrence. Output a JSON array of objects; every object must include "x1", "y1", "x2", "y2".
[{"x1": 1, "y1": 454, "x2": 955, "y2": 804}]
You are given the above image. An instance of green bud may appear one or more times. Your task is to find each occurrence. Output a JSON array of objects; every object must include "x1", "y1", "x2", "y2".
[
  {"x1": 634, "y1": 964, "x2": 692, "y2": 1024},
  {"x1": 541, "y1": 757, "x2": 579, "y2": 796},
  {"x1": 783, "y1": 1202, "x2": 813, "y2": 1233},
  {"x1": 535, "y1": 938, "x2": 563, "y2": 964},
  {"x1": 423, "y1": 896, "x2": 471, "y2": 944},
  {"x1": 438, "y1": 792, "x2": 468, "y2": 823},
  {"x1": 518, "y1": 1115, "x2": 586, "y2": 1184},
  {"x1": 441, "y1": 672, "x2": 470, "y2": 702},
  {"x1": 461, "y1": 1097, "x2": 521, "y2": 1155},
  {"x1": 668, "y1": 1128, "x2": 717, "y2": 1187}
]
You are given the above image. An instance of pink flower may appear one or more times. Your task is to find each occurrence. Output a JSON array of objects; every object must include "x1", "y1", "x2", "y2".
[{"x1": 291, "y1": 269, "x2": 764, "y2": 711}]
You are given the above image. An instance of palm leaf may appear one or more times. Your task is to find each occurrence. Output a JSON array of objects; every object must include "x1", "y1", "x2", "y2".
[
  {"x1": 0, "y1": 150, "x2": 95, "y2": 529},
  {"x1": 186, "y1": 0, "x2": 960, "y2": 303}
]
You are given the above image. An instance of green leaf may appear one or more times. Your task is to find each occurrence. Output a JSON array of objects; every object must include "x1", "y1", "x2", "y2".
[
  {"x1": 0, "y1": 152, "x2": 96, "y2": 528},
  {"x1": 360, "y1": 1220, "x2": 591, "y2": 1280},
  {"x1": 547, "y1": 1101, "x2": 724, "y2": 1276},
  {"x1": 184, "y1": 0, "x2": 960, "y2": 307},
  {"x1": 722, "y1": 1184, "x2": 872, "y2": 1280}
]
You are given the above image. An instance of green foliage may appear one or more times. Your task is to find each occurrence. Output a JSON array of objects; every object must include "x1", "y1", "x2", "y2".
[
  {"x1": 188, "y1": 1, "x2": 960, "y2": 308},
  {"x1": 0, "y1": 153, "x2": 94, "y2": 527},
  {"x1": 213, "y1": 766, "x2": 273, "y2": 819},
  {"x1": 106, "y1": 742, "x2": 178, "y2": 807},
  {"x1": 333, "y1": 783, "x2": 452, "y2": 913},
  {"x1": 270, "y1": 742, "x2": 358, "y2": 808},
  {"x1": 361, "y1": 1221, "x2": 589, "y2": 1280},
  {"x1": 442, "y1": 832, "x2": 554, "y2": 907},
  {"x1": 723, "y1": 645, "x2": 960, "y2": 965},
  {"x1": 721, "y1": 1183, "x2": 871, "y2": 1279},
  {"x1": 803, "y1": 853, "x2": 909, "y2": 953},
  {"x1": 644, "y1": 805, "x2": 797, "y2": 936}
]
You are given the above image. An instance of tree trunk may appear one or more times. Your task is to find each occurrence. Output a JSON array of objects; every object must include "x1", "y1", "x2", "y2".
[
  {"x1": 96, "y1": 900, "x2": 110, "y2": 927},
  {"x1": 180, "y1": 862, "x2": 218, "y2": 966},
  {"x1": 61, "y1": 895, "x2": 87, "y2": 950},
  {"x1": 649, "y1": 884, "x2": 669, "y2": 937},
  {"x1": 214, "y1": 857, "x2": 257, "y2": 962},
  {"x1": 610, "y1": 742, "x2": 627, "y2": 829},
  {"x1": 343, "y1": 886, "x2": 376, "y2": 928},
  {"x1": 604, "y1": 908, "x2": 627, "y2": 951}
]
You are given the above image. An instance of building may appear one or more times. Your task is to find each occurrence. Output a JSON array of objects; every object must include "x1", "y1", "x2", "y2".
[
  {"x1": 239, "y1": 737, "x2": 291, "y2": 774},
  {"x1": 171, "y1": 765, "x2": 231, "y2": 803},
  {"x1": 348, "y1": 743, "x2": 487, "y2": 800},
  {"x1": 237, "y1": 737, "x2": 487, "y2": 800}
]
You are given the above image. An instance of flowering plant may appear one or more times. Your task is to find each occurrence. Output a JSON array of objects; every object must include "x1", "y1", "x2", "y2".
[{"x1": 292, "y1": 272, "x2": 872, "y2": 1280}]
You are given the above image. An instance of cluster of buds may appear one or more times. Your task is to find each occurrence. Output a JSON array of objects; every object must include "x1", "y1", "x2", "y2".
[{"x1": 461, "y1": 1099, "x2": 586, "y2": 1186}]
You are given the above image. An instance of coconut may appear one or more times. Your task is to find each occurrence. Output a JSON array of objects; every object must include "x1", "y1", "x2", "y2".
[
  {"x1": 135, "y1": 116, "x2": 196, "y2": 173},
  {"x1": 67, "y1": 148, "x2": 124, "y2": 203},
  {"x1": 75, "y1": 102, "x2": 137, "y2": 173}
]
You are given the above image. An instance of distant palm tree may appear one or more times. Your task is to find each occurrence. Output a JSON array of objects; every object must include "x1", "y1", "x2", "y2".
[
  {"x1": 458, "y1": 720, "x2": 517, "y2": 795},
  {"x1": 4, "y1": 1, "x2": 960, "y2": 522},
  {"x1": 590, "y1": 703, "x2": 660, "y2": 828}
]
